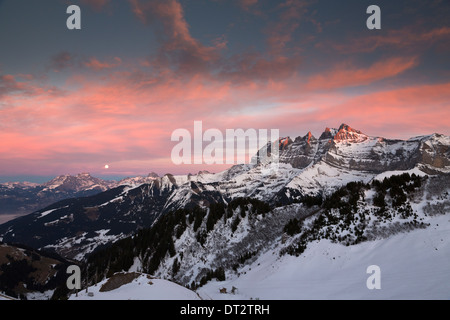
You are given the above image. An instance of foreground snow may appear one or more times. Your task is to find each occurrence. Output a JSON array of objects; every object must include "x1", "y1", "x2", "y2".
[
  {"x1": 0, "y1": 293, "x2": 17, "y2": 300},
  {"x1": 69, "y1": 274, "x2": 201, "y2": 300},
  {"x1": 198, "y1": 214, "x2": 450, "y2": 300}
]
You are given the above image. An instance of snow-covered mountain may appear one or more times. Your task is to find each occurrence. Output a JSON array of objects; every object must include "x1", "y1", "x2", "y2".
[
  {"x1": 117, "y1": 172, "x2": 159, "y2": 188},
  {"x1": 0, "y1": 173, "x2": 118, "y2": 217},
  {"x1": 2, "y1": 123, "x2": 447, "y2": 220},
  {"x1": 42, "y1": 173, "x2": 116, "y2": 193},
  {"x1": 83, "y1": 170, "x2": 449, "y2": 300},
  {"x1": 0, "y1": 181, "x2": 40, "y2": 189},
  {"x1": 268, "y1": 125, "x2": 449, "y2": 205},
  {"x1": 0, "y1": 124, "x2": 449, "y2": 288}
]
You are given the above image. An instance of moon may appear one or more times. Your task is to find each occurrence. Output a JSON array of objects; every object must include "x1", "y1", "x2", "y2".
[{"x1": 104, "y1": 165, "x2": 109, "y2": 169}]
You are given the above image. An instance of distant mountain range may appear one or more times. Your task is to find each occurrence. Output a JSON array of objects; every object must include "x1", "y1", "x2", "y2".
[{"x1": 0, "y1": 172, "x2": 163, "y2": 217}]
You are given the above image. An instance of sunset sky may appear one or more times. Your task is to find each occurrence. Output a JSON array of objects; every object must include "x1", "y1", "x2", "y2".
[{"x1": 0, "y1": 0, "x2": 449, "y2": 181}]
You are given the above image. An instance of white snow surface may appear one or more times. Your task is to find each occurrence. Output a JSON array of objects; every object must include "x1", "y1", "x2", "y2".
[
  {"x1": 37, "y1": 208, "x2": 58, "y2": 219},
  {"x1": 0, "y1": 181, "x2": 39, "y2": 189},
  {"x1": 0, "y1": 292, "x2": 17, "y2": 300},
  {"x1": 374, "y1": 167, "x2": 428, "y2": 181},
  {"x1": 69, "y1": 274, "x2": 201, "y2": 300},
  {"x1": 286, "y1": 161, "x2": 373, "y2": 195}
]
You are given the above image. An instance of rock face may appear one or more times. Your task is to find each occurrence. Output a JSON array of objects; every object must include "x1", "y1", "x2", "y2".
[
  {"x1": 333, "y1": 124, "x2": 368, "y2": 143},
  {"x1": 278, "y1": 124, "x2": 449, "y2": 198},
  {"x1": 0, "y1": 124, "x2": 448, "y2": 261},
  {"x1": 274, "y1": 124, "x2": 448, "y2": 177},
  {"x1": 417, "y1": 133, "x2": 450, "y2": 171}
]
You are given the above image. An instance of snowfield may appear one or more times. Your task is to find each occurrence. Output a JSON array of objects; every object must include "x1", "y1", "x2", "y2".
[
  {"x1": 70, "y1": 274, "x2": 201, "y2": 300},
  {"x1": 0, "y1": 293, "x2": 17, "y2": 300},
  {"x1": 198, "y1": 213, "x2": 450, "y2": 300}
]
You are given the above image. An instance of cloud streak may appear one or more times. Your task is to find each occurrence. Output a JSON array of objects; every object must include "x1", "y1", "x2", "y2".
[
  {"x1": 307, "y1": 56, "x2": 419, "y2": 90},
  {"x1": 84, "y1": 57, "x2": 122, "y2": 71}
]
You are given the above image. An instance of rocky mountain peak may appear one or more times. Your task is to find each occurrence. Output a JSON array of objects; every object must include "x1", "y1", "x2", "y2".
[
  {"x1": 333, "y1": 124, "x2": 368, "y2": 143},
  {"x1": 279, "y1": 137, "x2": 292, "y2": 150},
  {"x1": 42, "y1": 172, "x2": 115, "y2": 192},
  {"x1": 303, "y1": 131, "x2": 315, "y2": 144},
  {"x1": 319, "y1": 127, "x2": 336, "y2": 140},
  {"x1": 78, "y1": 172, "x2": 92, "y2": 178},
  {"x1": 147, "y1": 172, "x2": 159, "y2": 178}
]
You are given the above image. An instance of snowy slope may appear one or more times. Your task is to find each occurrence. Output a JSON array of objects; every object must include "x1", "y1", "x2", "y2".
[
  {"x1": 69, "y1": 273, "x2": 201, "y2": 300},
  {"x1": 374, "y1": 167, "x2": 428, "y2": 181},
  {"x1": 198, "y1": 213, "x2": 450, "y2": 300},
  {"x1": 285, "y1": 160, "x2": 374, "y2": 196},
  {"x1": 152, "y1": 171, "x2": 449, "y2": 299},
  {"x1": 0, "y1": 293, "x2": 17, "y2": 300}
]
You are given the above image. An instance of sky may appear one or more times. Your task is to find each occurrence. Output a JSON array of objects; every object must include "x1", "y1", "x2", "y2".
[{"x1": 0, "y1": 0, "x2": 449, "y2": 181}]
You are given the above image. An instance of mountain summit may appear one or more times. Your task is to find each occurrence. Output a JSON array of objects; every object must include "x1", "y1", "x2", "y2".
[
  {"x1": 332, "y1": 123, "x2": 368, "y2": 143},
  {"x1": 316, "y1": 124, "x2": 367, "y2": 143},
  {"x1": 42, "y1": 173, "x2": 116, "y2": 192}
]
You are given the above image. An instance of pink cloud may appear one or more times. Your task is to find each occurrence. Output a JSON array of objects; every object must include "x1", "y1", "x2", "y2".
[
  {"x1": 0, "y1": 74, "x2": 59, "y2": 98},
  {"x1": 0, "y1": 52, "x2": 448, "y2": 176},
  {"x1": 0, "y1": 71, "x2": 249, "y2": 175},
  {"x1": 331, "y1": 82, "x2": 450, "y2": 137},
  {"x1": 306, "y1": 56, "x2": 419, "y2": 90},
  {"x1": 251, "y1": 82, "x2": 450, "y2": 140}
]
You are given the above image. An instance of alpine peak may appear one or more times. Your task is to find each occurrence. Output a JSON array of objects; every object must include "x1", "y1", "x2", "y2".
[
  {"x1": 147, "y1": 172, "x2": 159, "y2": 178},
  {"x1": 333, "y1": 124, "x2": 368, "y2": 143},
  {"x1": 279, "y1": 137, "x2": 292, "y2": 149},
  {"x1": 319, "y1": 127, "x2": 336, "y2": 140},
  {"x1": 303, "y1": 131, "x2": 315, "y2": 144}
]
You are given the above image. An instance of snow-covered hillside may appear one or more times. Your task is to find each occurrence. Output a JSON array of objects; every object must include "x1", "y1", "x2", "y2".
[
  {"x1": 198, "y1": 213, "x2": 450, "y2": 300},
  {"x1": 69, "y1": 273, "x2": 201, "y2": 300},
  {"x1": 195, "y1": 173, "x2": 450, "y2": 300},
  {"x1": 0, "y1": 293, "x2": 17, "y2": 300},
  {"x1": 79, "y1": 167, "x2": 449, "y2": 302}
]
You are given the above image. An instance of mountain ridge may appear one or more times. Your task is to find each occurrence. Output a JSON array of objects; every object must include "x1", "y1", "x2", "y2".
[{"x1": 0, "y1": 124, "x2": 448, "y2": 262}]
